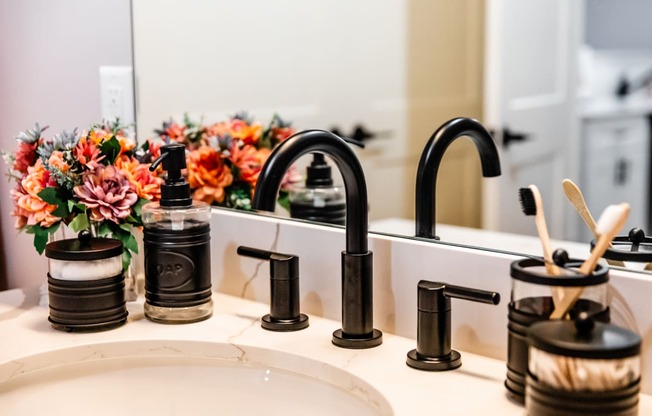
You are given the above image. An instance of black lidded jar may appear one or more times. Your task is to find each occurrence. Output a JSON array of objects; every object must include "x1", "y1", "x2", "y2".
[
  {"x1": 506, "y1": 257, "x2": 610, "y2": 403},
  {"x1": 142, "y1": 143, "x2": 212, "y2": 324},
  {"x1": 45, "y1": 230, "x2": 128, "y2": 332},
  {"x1": 526, "y1": 315, "x2": 641, "y2": 416}
]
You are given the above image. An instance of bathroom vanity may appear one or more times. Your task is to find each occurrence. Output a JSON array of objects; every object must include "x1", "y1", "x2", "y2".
[{"x1": 2, "y1": 208, "x2": 652, "y2": 414}]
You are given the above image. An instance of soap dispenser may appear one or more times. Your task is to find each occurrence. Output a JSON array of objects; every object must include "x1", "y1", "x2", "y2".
[
  {"x1": 142, "y1": 143, "x2": 213, "y2": 324},
  {"x1": 288, "y1": 153, "x2": 345, "y2": 225}
]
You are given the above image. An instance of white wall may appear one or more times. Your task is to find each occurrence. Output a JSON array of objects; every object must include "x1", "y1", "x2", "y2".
[{"x1": 0, "y1": 0, "x2": 133, "y2": 289}]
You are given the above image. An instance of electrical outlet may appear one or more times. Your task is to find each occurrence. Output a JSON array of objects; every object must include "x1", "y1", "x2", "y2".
[{"x1": 99, "y1": 66, "x2": 135, "y2": 125}]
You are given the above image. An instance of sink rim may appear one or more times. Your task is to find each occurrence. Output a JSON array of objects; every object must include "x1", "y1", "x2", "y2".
[{"x1": 0, "y1": 339, "x2": 393, "y2": 415}]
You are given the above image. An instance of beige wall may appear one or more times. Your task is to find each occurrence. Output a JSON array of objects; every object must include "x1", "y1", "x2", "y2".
[{"x1": 406, "y1": 0, "x2": 485, "y2": 227}]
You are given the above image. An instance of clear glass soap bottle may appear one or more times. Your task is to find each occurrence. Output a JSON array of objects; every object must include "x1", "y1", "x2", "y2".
[
  {"x1": 142, "y1": 143, "x2": 213, "y2": 323},
  {"x1": 288, "y1": 153, "x2": 346, "y2": 225}
]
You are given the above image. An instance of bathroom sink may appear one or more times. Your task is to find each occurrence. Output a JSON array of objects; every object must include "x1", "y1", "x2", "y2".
[{"x1": 0, "y1": 340, "x2": 392, "y2": 415}]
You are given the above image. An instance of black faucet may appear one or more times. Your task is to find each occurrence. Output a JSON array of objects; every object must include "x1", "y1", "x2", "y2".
[
  {"x1": 415, "y1": 117, "x2": 501, "y2": 239},
  {"x1": 252, "y1": 129, "x2": 383, "y2": 349}
]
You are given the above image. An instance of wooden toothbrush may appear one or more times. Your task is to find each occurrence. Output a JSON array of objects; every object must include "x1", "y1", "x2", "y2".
[
  {"x1": 550, "y1": 203, "x2": 630, "y2": 319},
  {"x1": 519, "y1": 185, "x2": 561, "y2": 276},
  {"x1": 562, "y1": 179, "x2": 625, "y2": 267}
]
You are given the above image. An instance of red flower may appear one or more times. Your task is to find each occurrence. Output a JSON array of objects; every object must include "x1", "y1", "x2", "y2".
[
  {"x1": 13, "y1": 141, "x2": 38, "y2": 175},
  {"x1": 229, "y1": 142, "x2": 270, "y2": 187}
]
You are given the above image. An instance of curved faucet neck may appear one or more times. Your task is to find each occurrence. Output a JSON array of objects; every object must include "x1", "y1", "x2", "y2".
[
  {"x1": 252, "y1": 130, "x2": 369, "y2": 254},
  {"x1": 415, "y1": 117, "x2": 501, "y2": 239}
]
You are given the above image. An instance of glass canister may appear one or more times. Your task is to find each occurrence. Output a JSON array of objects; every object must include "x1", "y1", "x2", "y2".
[
  {"x1": 526, "y1": 315, "x2": 641, "y2": 416},
  {"x1": 596, "y1": 227, "x2": 652, "y2": 271},
  {"x1": 45, "y1": 230, "x2": 128, "y2": 331},
  {"x1": 505, "y1": 257, "x2": 609, "y2": 402}
]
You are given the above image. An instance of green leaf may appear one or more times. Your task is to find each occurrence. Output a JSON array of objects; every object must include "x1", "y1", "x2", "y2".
[
  {"x1": 74, "y1": 203, "x2": 87, "y2": 212},
  {"x1": 119, "y1": 223, "x2": 132, "y2": 233},
  {"x1": 99, "y1": 136, "x2": 121, "y2": 164},
  {"x1": 123, "y1": 234, "x2": 138, "y2": 253},
  {"x1": 37, "y1": 187, "x2": 60, "y2": 205},
  {"x1": 113, "y1": 229, "x2": 138, "y2": 254},
  {"x1": 277, "y1": 192, "x2": 290, "y2": 212},
  {"x1": 29, "y1": 223, "x2": 60, "y2": 255},
  {"x1": 69, "y1": 213, "x2": 89, "y2": 233},
  {"x1": 98, "y1": 222, "x2": 112, "y2": 237},
  {"x1": 37, "y1": 188, "x2": 69, "y2": 219},
  {"x1": 67, "y1": 200, "x2": 75, "y2": 212},
  {"x1": 122, "y1": 251, "x2": 132, "y2": 271},
  {"x1": 132, "y1": 198, "x2": 148, "y2": 217}
]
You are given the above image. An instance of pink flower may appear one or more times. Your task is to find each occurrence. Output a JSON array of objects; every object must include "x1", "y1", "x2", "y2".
[{"x1": 73, "y1": 165, "x2": 138, "y2": 223}]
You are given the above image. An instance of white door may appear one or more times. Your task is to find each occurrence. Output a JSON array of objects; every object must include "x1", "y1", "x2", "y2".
[{"x1": 482, "y1": 0, "x2": 583, "y2": 240}]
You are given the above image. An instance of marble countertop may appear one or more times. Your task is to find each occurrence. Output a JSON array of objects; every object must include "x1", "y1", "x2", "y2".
[{"x1": 0, "y1": 287, "x2": 650, "y2": 415}]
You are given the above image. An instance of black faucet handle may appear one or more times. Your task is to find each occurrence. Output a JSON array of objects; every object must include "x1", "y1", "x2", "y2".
[
  {"x1": 407, "y1": 280, "x2": 501, "y2": 371},
  {"x1": 237, "y1": 246, "x2": 308, "y2": 331},
  {"x1": 237, "y1": 246, "x2": 298, "y2": 280},
  {"x1": 417, "y1": 281, "x2": 500, "y2": 312}
]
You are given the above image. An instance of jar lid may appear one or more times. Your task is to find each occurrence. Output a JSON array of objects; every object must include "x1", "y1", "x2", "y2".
[
  {"x1": 528, "y1": 313, "x2": 641, "y2": 359},
  {"x1": 45, "y1": 230, "x2": 123, "y2": 261},
  {"x1": 510, "y1": 257, "x2": 609, "y2": 286},
  {"x1": 596, "y1": 227, "x2": 652, "y2": 262}
]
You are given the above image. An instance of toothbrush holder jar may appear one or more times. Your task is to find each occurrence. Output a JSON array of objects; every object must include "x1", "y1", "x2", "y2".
[
  {"x1": 45, "y1": 231, "x2": 128, "y2": 332},
  {"x1": 505, "y1": 257, "x2": 609, "y2": 403},
  {"x1": 526, "y1": 316, "x2": 640, "y2": 416}
]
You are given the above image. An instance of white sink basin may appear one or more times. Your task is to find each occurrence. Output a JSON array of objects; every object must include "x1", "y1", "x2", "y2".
[{"x1": 0, "y1": 340, "x2": 392, "y2": 415}]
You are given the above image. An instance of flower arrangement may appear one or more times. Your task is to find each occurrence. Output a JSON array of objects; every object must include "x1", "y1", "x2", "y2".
[
  {"x1": 3, "y1": 120, "x2": 162, "y2": 266},
  {"x1": 153, "y1": 112, "x2": 300, "y2": 210}
]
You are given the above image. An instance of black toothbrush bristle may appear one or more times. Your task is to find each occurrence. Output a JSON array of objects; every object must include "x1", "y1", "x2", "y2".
[{"x1": 519, "y1": 187, "x2": 537, "y2": 216}]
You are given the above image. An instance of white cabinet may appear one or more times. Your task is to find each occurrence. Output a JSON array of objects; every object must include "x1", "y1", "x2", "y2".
[{"x1": 580, "y1": 116, "x2": 650, "y2": 242}]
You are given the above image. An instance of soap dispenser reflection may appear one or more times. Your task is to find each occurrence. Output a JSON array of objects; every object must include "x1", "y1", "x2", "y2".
[
  {"x1": 288, "y1": 153, "x2": 346, "y2": 225},
  {"x1": 142, "y1": 143, "x2": 213, "y2": 324}
]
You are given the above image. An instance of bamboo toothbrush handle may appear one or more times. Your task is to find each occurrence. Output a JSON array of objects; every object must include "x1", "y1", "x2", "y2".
[
  {"x1": 562, "y1": 179, "x2": 626, "y2": 268},
  {"x1": 550, "y1": 204, "x2": 630, "y2": 319}
]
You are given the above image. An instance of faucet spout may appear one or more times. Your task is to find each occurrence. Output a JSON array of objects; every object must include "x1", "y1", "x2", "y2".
[
  {"x1": 415, "y1": 117, "x2": 501, "y2": 239},
  {"x1": 252, "y1": 129, "x2": 382, "y2": 348}
]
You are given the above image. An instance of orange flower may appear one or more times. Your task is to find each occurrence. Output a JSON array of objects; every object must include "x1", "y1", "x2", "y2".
[
  {"x1": 47, "y1": 151, "x2": 70, "y2": 172},
  {"x1": 86, "y1": 129, "x2": 110, "y2": 145},
  {"x1": 115, "y1": 156, "x2": 163, "y2": 201},
  {"x1": 116, "y1": 133, "x2": 135, "y2": 155},
  {"x1": 229, "y1": 119, "x2": 262, "y2": 146},
  {"x1": 165, "y1": 123, "x2": 187, "y2": 143},
  {"x1": 229, "y1": 142, "x2": 270, "y2": 187},
  {"x1": 85, "y1": 129, "x2": 135, "y2": 155},
  {"x1": 75, "y1": 137, "x2": 105, "y2": 170},
  {"x1": 186, "y1": 146, "x2": 233, "y2": 205},
  {"x1": 11, "y1": 160, "x2": 60, "y2": 228}
]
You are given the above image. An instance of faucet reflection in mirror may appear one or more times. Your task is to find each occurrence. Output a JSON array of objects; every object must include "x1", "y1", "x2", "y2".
[
  {"x1": 415, "y1": 117, "x2": 502, "y2": 240},
  {"x1": 252, "y1": 130, "x2": 383, "y2": 349}
]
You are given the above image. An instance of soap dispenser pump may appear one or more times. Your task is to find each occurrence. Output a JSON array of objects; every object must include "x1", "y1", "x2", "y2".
[
  {"x1": 142, "y1": 143, "x2": 213, "y2": 324},
  {"x1": 288, "y1": 153, "x2": 346, "y2": 225}
]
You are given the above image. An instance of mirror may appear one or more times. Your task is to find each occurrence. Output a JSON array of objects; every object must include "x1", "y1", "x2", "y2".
[{"x1": 131, "y1": 1, "x2": 652, "y2": 268}]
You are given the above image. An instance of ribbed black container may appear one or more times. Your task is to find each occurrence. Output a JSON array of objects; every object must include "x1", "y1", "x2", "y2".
[
  {"x1": 144, "y1": 224, "x2": 212, "y2": 309},
  {"x1": 526, "y1": 376, "x2": 639, "y2": 416},
  {"x1": 526, "y1": 317, "x2": 641, "y2": 416},
  {"x1": 48, "y1": 274, "x2": 128, "y2": 332},
  {"x1": 506, "y1": 258, "x2": 610, "y2": 403}
]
